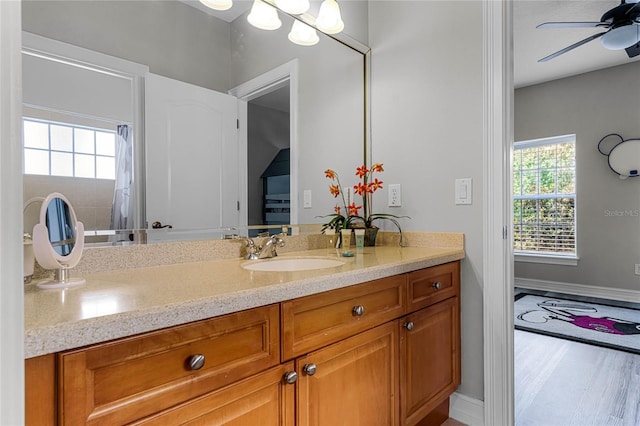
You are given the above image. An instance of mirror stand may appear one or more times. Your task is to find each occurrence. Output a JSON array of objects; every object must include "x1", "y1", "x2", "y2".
[
  {"x1": 37, "y1": 267, "x2": 86, "y2": 289},
  {"x1": 32, "y1": 192, "x2": 86, "y2": 289}
]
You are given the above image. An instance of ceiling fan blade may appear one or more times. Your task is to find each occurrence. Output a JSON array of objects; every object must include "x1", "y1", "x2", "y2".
[
  {"x1": 626, "y1": 43, "x2": 640, "y2": 57},
  {"x1": 537, "y1": 21, "x2": 608, "y2": 29},
  {"x1": 538, "y1": 32, "x2": 607, "y2": 62}
]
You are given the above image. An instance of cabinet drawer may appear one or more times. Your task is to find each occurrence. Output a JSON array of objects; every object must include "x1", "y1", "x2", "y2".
[
  {"x1": 131, "y1": 362, "x2": 295, "y2": 425},
  {"x1": 281, "y1": 275, "x2": 406, "y2": 360},
  {"x1": 58, "y1": 304, "x2": 280, "y2": 426},
  {"x1": 406, "y1": 261, "x2": 460, "y2": 313}
]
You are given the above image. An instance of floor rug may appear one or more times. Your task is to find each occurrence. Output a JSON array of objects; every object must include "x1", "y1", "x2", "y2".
[{"x1": 514, "y1": 293, "x2": 640, "y2": 354}]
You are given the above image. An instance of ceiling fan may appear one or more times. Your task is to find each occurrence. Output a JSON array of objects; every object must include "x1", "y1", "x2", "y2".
[{"x1": 537, "y1": 0, "x2": 640, "y2": 62}]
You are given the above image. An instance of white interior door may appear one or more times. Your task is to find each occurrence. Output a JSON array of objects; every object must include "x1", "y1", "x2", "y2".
[{"x1": 145, "y1": 73, "x2": 238, "y2": 238}]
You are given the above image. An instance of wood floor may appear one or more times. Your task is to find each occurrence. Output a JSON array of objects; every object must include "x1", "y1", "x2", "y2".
[{"x1": 515, "y1": 329, "x2": 640, "y2": 426}]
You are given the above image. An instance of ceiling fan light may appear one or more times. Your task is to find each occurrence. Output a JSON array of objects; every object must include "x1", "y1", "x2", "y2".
[
  {"x1": 248, "y1": 0, "x2": 282, "y2": 31},
  {"x1": 601, "y1": 25, "x2": 640, "y2": 50},
  {"x1": 288, "y1": 20, "x2": 319, "y2": 46},
  {"x1": 199, "y1": 0, "x2": 233, "y2": 11},
  {"x1": 275, "y1": 0, "x2": 310, "y2": 15},
  {"x1": 316, "y1": 0, "x2": 344, "y2": 34}
]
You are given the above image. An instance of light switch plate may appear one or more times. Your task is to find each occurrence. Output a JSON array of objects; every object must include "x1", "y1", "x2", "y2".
[
  {"x1": 303, "y1": 189, "x2": 312, "y2": 208},
  {"x1": 455, "y1": 178, "x2": 472, "y2": 205}
]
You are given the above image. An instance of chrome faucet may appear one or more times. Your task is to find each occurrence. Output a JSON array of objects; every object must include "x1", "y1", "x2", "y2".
[{"x1": 243, "y1": 233, "x2": 286, "y2": 260}]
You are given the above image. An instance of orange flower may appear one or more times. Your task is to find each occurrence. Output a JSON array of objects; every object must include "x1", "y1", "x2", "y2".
[
  {"x1": 325, "y1": 169, "x2": 336, "y2": 180},
  {"x1": 369, "y1": 178, "x2": 383, "y2": 192},
  {"x1": 355, "y1": 165, "x2": 368, "y2": 178},
  {"x1": 371, "y1": 163, "x2": 384, "y2": 173},
  {"x1": 348, "y1": 202, "x2": 362, "y2": 216},
  {"x1": 329, "y1": 184, "x2": 341, "y2": 197},
  {"x1": 353, "y1": 182, "x2": 367, "y2": 196},
  {"x1": 334, "y1": 205, "x2": 341, "y2": 214}
]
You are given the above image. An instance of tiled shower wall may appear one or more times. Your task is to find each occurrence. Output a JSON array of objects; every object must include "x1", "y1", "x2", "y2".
[{"x1": 23, "y1": 175, "x2": 114, "y2": 231}]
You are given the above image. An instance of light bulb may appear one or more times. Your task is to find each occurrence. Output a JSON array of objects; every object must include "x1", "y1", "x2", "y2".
[
  {"x1": 275, "y1": 0, "x2": 310, "y2": 15},
  {"x1": 288, "y1": 20, "x2": 319, "y2": 46},
  {"x1": 316, "y1": 0, "x2": 344, "y2": 35},
  {"x1": 199, "y1": 0, "x2": 233, "y2": 11},
  {"x1": 247, "y1": 0, "x2": 282, "y2": 31},
  {"x1": 601, "y1": 25, "x2": 640, "y2": 50}
]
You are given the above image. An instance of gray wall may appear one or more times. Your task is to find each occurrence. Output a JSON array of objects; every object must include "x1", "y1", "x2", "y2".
[
  {"x1": 515, "y1": 62, "x2": 640, "y2": 290},
  {"x1": 22, "y1": 0, "x2": 231, "y2": 92},
  {"x1": 230, "y1": 10, "x2": 364, "y2": 224},
  {"x1": 369, "y1": 0, "x2": 485, "y2": 401}
]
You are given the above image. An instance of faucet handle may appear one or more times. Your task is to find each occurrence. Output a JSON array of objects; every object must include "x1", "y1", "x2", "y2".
[{"x1": 242, "y1": 237, "x2": 260, "y2": 259}]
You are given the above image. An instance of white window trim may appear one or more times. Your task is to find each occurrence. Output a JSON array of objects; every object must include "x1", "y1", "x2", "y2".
[
  {"x1": 514, "y1": 252, "x2": 579, "y2": 266},
  {"x1": 513, "y1": 134, "x2": 577, "y2": 258}
]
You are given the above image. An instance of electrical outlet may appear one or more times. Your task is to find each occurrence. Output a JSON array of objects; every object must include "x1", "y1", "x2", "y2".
[
  {"x1": 635, "y1": 264, "x2": 640, "y2": 275},
  {"x1": 388, "y1": 184, "x2": 401, "y2": 207}
]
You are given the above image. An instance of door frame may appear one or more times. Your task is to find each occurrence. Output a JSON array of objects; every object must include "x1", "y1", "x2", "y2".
[
  {"x1": 229, "y1": 59, "x2": 299, "y2": 230},
  {"x1": 0, "y1": 2, "x2": 513, "y2": 424},
  {"x1": 482, "y1": 0, "x2": 514, "y2": 425}
]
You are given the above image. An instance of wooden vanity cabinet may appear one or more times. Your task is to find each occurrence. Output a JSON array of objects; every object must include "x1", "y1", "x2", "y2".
[
  {"x1": 25, "y1": 261, "x2": 461, "y2": 426},
  {"x1": 401, "y1": 261, "x2": 461, "y2": 426}
]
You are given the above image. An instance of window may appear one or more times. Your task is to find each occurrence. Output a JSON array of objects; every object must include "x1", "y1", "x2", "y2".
[
  {"x1": 513, "y1": 134, "x2": 576, "y2": 259},
  {"x1": 23, "y1": 118, "x2": 116, "y2": 180}
]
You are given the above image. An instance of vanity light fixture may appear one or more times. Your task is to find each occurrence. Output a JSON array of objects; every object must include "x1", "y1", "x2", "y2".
[
  {"x1": 247, "y1": 0, "x2": 344, "y2": 45},
  {"x1": 248, "y1": 0, "x2": 282, "y2": 30},
  {"x1": 315, "y1": 0, "x2": 344, "y2": 35},
  {"x1": 275, "y1": 0, "x2": 310, "y2": 15},
  {"x1": 199, "y1": 0, "x2": 233, "y2": 11},
  {"x1": 288, "y1": 19, "x2": 319, "y2": 46}
]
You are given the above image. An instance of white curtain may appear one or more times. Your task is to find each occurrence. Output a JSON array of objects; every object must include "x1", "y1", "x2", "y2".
[{"x1": 111, "y1": 124, "x2": 133, "y2": 229}]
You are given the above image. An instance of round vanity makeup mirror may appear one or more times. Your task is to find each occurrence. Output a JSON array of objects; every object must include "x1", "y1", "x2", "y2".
[{"x1": 32, "y1": 192, "x2": 86, "y2": 288}]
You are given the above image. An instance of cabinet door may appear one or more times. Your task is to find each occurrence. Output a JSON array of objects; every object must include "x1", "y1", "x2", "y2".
[
  {"x1": 296, "y1": 321, "x2": 399, "y2": 426},
  {"x1": 131, "y1": 362, "x2": 295, "y2": 426},
  {"x1": 399, "y1": 297, "x2": 460, "y2": 426}
]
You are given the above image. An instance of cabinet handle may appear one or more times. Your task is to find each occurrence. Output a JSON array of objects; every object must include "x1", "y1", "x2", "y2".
[
  {"x1": 303, "y1": 363, "x2": 317, "y2": 376},
  {"x1": 352, "y1": 305, "x2": 365, "y2": 316},
  {"x1": 283, "y1": 371, "x2": 298, "y2": 384},
  {"x1": 186, "y1": 354, "x2": 206, "y2": 371},
  {"x1": 432, "y1": 281, "x2": 442, "y2": 290},
  {"x1": 403, "y1": 321, "x2": 414, "y2": 331}
]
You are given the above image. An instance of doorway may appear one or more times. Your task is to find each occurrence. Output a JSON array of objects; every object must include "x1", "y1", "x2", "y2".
[
  {"x1": 247, "y1": 85, "x2": 291, "y2": 233},
  {"x1": 229, "y1": 59, "x2": 299, "y2": 235}
]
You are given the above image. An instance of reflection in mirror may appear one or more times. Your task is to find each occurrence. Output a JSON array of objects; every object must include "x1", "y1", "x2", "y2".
[
  {"x1": 32, "y1": 192, "x2": 86, "y2": 289},
  {"x1": 45, "y1": 197, "x2": 76, "y2": 256},
  {"x1": 22, "y1": 0, "x2": 368, "y2": 244}
]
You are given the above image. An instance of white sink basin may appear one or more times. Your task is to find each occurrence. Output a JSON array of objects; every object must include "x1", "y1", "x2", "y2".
[{"x1": 241, "y1": 257, "x2": 345, "y2": 272}]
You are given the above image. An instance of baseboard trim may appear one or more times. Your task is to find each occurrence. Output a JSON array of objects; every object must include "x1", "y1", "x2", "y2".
[
  {"x1": 515, "y1": 277, "x2": 640, "y2": 304},
  {"x1": 450, "y1": 392, "x2": 484, "y2": 426}
]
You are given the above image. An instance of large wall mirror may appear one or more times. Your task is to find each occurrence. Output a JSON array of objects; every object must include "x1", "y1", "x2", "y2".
[{"x1": 21, "y1": 0, "x2": 369, "y2": 243}]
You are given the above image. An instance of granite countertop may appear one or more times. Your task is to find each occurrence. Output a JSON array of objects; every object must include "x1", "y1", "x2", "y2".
[{"x1": 24, "y1": 244, "x2": 464, "y2": 359}]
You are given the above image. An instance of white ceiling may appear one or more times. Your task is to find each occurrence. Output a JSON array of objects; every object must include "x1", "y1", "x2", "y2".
[
  {"x1": 514, "y1": 0, "x2": 640, "y2": 87},
  {"x1": 183, "y1": 0, "x2": 640, "y2": 89}
]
